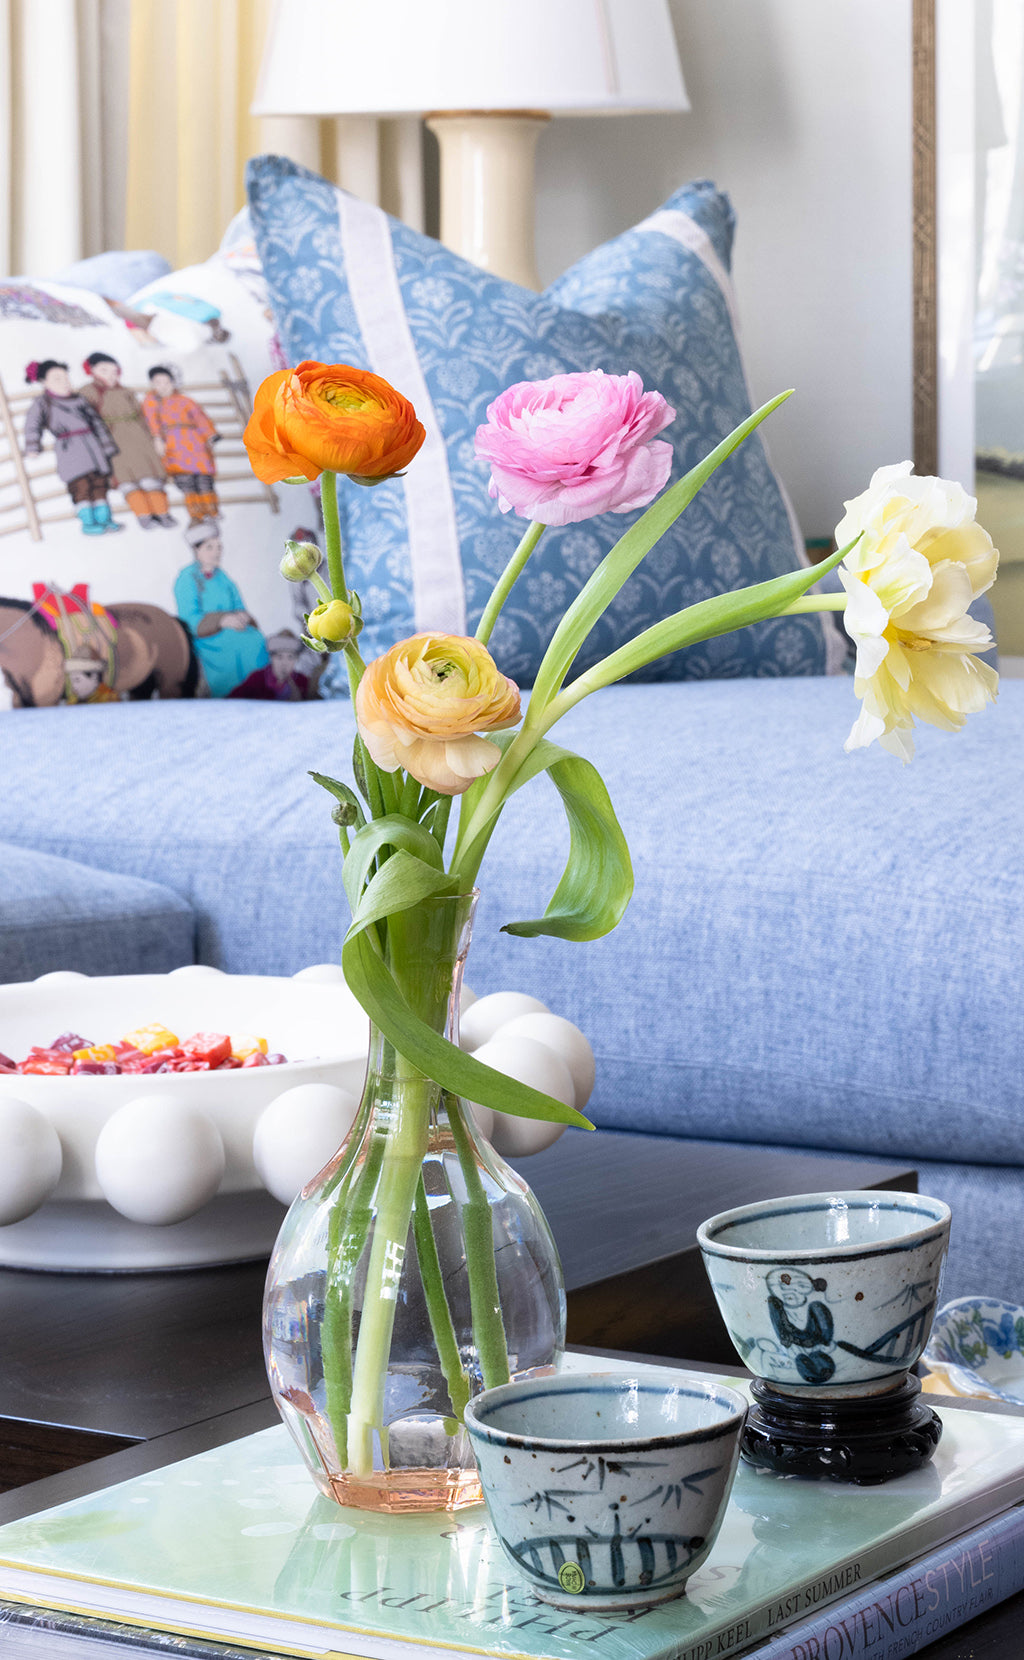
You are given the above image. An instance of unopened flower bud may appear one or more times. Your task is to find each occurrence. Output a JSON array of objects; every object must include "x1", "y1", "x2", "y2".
[
  {"x1": 331, "y1": 800, "x2": 358, "y2": 828},
  {"x1": 306, "y1": 599, "x2": 361, "y2": 648},
  {"x1": 280, "y1": 540, "x2": 323, "y2": 582}
]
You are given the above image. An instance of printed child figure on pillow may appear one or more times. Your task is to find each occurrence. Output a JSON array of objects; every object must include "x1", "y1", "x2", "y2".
[
  {"x1": 79, "y1": 353, "x2": 175, "y2": 530},
  {"x1": 23, "y1": 359, "x2": 124, "y2": 537},
  {"x1": 141, "y1": 365, "x2": 221, "y2": 524}
]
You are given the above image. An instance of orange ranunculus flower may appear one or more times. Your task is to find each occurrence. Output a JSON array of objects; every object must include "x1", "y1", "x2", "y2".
[
  {"x1": 356, "y1": 634, "x2": 521, "y2": 796},
  {"x1": 243, "y1": 362, "x2": 426, "y2": 485}
]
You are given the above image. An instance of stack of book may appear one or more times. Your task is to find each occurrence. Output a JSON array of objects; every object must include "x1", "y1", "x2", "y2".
[{"x1": 1, "y1": 1361, "x2": 1023, "y2": 1660}]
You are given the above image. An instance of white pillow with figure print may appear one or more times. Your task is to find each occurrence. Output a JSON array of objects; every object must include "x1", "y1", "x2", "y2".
[{"x1": 0, "y1": 227, "x2": 323, "y2": 711}]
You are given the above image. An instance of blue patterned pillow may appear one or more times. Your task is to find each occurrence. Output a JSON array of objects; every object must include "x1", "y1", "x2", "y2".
[{"x1": 246, "y1": 156, "x2": 841, "y2": 689}]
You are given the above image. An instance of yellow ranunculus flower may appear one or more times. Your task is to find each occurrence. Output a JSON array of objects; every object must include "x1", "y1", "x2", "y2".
[
  {"x1": 836, "y1": 463, "x2": 999, "y2": 762},
  {"x1": 355, "y1": 634, "x2": 521, "y2": 796}
]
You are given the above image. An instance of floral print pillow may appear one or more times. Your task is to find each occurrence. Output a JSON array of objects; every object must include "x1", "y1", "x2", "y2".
[{"x1": 246, "y1": 156, "x2": 843, "y2": 690}]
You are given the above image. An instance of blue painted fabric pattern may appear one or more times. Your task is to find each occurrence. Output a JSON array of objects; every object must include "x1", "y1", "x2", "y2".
[{"x1": 246, "y1": 156, "x2": 839, "y2": 691}]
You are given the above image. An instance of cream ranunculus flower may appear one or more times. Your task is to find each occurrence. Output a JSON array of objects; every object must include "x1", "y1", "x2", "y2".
[
  {"x1": 836, "y1": 463, "x2": 999, "y2": 762},
  {"x1": 355, "y1": 633, "x2": 521, "y2": 795}
]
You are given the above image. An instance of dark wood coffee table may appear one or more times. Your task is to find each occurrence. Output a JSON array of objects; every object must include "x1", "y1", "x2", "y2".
[
  {"x1": 0, "y1": 1128, "x2": 917, "y2": 1491},
  {"x1": 0, "y1": 1117, "x2": 1005, "y2": 1660}
]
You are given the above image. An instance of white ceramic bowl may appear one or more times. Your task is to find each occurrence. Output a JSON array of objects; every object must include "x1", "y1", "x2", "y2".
[
  {"x1": 464, "y1": 1368, "x2": 746, "y2": 1609},
  {"x1": 697, "y1": 1190, "x2": 951, "y2": 1398},
  {"x1": 0, "y1": 967, "x2": 590, "y2": 1271}
]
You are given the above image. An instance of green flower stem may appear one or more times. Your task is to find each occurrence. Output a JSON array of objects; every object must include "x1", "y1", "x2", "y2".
[
  {"x1": 310, "y1": 571, "x2": 333, "y2": 603},
  {"x1": 320, "y1": 1103, "x2": 388, "y2": 1466},
  {"x1": 451, "y1": 725, "x2": 545, "y2": 885},
  {"x1": 412, "y1": 1172, "x2": 470, "y2": 1424},
  {"x1": 399, "y1": 770, "x2": 421, "y2": 818},
  {"x1": 433, "y1": 794, "x2": 453, "y2": 846},
  {"x1": 345, "y1": 1066, "x2": 431, "y2": 1478},
  {"x1": 475, "y1": 521, "x2": 546, "y2": 646},
  {"x1": 321, "y1": 471, "x2": 347, "y2": 601},
  {"x1": 341, "y1": 640, "x2": 402, "y2": 819},
  {"x1": 780, "y1": 593, "x2": 848, "y2": 612},
  {"x1": 361, "y1": 747, "x2": 388, "y2": 823},
  {"x1": 448, "y1": 1103, "x2": 510, "y2": 1389},
  {"x1": 318, "y1": 468, "x2": 399, "y2": 825}
]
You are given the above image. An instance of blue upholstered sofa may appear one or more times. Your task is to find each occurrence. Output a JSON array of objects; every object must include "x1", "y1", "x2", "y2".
[{"x1": 1, "y1": 672, "x2": 1020, "y2": 1305}]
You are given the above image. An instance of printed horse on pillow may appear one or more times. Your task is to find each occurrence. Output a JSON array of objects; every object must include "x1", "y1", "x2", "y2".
[{"x1": 0, "y1": 594, "x2": 201, "y2": 707}]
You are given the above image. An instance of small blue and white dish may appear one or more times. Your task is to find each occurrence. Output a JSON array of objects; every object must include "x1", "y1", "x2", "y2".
[
  {"x1": 463, "y1": 1369, "x2": 747, "y2": 1610},
  {"x1": 924, "y1": 1297, "x2": 1024, "y2": 1403},
  {"x1": 697, "y1": 1190, "x2": 951, "y2": 1398}
]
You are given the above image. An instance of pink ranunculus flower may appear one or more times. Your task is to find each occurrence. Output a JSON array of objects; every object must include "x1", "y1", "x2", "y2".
[{"x1": 474, "y1": 370, "x2": 676, "y2": 526}]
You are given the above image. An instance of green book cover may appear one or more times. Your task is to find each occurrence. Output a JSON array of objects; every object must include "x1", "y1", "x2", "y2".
[{"x1": 1, "y1": 1362, "x2": 1024, "y2": 1660}]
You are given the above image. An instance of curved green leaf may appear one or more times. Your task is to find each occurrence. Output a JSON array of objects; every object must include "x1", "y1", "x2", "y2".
[
  {"x1": 342, "y1": 815, "x2": 444, "y2": 911},
  {"x1": 346, "y1": 851, "x2": 460, "y2": 942},
  {"x1": 342, "y1": 928, "x2": 592, "y2": 1128},
  {"x1": 499, "y1": 738, "x2": 633, "y2": 940}
]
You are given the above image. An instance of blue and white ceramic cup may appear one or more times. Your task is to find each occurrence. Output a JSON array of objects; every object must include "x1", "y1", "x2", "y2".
[
  {"x1": 463, "y1": 1368, "x2": 746, "y2": 1610},
  {"x1": 697, "y1": 1190, "x2": 951, "y2": 1398}
]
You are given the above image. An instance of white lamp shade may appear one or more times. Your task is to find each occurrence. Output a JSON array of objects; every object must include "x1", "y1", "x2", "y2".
[{"x1": 252, "y1": 0, "x2": 688, "y2": 119}]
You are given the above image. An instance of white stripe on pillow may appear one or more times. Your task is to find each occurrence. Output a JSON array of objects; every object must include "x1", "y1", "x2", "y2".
[
  {"x1": 636, "y1": 208, "x2": 740, "y2": 336},
  {"x1": 335, "y1": 190, "x2": 466, "y2": 637}
]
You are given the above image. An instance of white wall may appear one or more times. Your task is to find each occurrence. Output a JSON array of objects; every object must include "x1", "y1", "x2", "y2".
[{"x1": 532, "y1": 0, "x2": 914, "y2": 540}]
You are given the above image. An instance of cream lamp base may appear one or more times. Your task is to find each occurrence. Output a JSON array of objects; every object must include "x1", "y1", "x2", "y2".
[{"x1": 426, "y1": 111, "x2": 549, "y2": 291}]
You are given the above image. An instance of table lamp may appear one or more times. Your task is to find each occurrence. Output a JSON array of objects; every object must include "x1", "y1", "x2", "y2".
[{"x1": 252, "y1": 0, "x2": 689, "y2": 290}]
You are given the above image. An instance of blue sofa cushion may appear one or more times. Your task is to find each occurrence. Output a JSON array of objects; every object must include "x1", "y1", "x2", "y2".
[
  {"x1": 0, "y1": 683, "x2": 1015, "y2": 1174},
  {"x1": 0, "y1": 841, "x2": 195, "y2": 983},
  {"x1": 245, "y1": 156, "x2": 842, "y2": 690}
]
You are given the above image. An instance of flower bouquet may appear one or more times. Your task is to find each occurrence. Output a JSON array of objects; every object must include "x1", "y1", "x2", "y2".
[{"x1": 245, "y1": 363, "x2": 998, "y2": 1513}]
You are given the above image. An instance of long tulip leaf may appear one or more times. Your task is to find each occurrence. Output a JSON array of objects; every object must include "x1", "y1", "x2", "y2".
[
  {"x1": 528, "y1": 391, "x2": 793, "y2": 712},
  {"x1": 341, "y1": 929, "x2": 592, "y2": 1128},
  {"x1": 555, "y1": 540, "x2": 851, "y2": 707}
]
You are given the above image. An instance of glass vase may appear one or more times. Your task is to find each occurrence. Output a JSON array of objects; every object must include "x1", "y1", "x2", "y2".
[{"x1": 263, "y1": 891, "x2": 566, "y2": 1514}]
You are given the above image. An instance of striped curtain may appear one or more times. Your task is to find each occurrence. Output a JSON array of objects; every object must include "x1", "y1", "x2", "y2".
[
  {"x1": 0, "y1": 0, "x2": 130, "y2": 275},
  {"x1": 125, "y1": 0, "x2": 424, "y2": 270}
]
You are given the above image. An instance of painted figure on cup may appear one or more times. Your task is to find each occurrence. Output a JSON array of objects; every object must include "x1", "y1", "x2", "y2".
[
  {"x1": 766, "y1": 1268, "x2": 836, "y2": 1384},
  {"x1": 174, "y1": 518, "x2": 268, "y2": 697},
  {"x1": 142, "y1": 365, "x2": 220, "y2": 524},
  {"x1": 22, "y1": 359, "x2": 124, "y2": 535},
  {"x1": 79, "y1": 353, "x2": 175, "y2": 530}
]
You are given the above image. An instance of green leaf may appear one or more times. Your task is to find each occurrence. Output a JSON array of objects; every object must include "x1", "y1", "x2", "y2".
[
  {"x1": 309, "y1": 771, "x2": 366, "y2": 829},
  {"x1": 346, "y1": 851, "x2": 460, "y2": 942},
  {"x1": 342, "y1": 928, "x2": 592, "y2": 1128},
  {"x1": 342, "y1": 815, "x2": 445, "y2": 911},
  {"x1": 528, "y1": 391, "x2": 794, "y2": 712},
  {"x1": 497, "y1": 737, "x2": 633, "y2": 940},
  {"x1": 558, "y1": 538, "x2": 853, "y2": 703}
]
